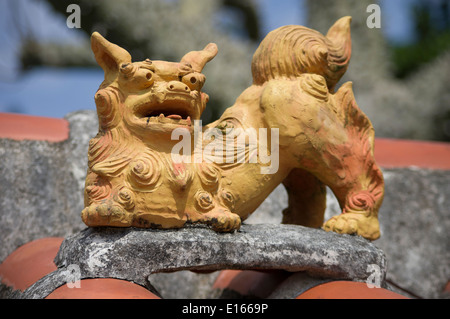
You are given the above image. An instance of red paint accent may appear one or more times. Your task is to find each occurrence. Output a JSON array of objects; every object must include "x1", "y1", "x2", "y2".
[
  {"x1": 375, "y1": 138, "x2": 450, "y2": 170},
  {"x1": 296, "y1": 281, "x2": 409, "y2": 299},
  {"x1": 173, "y1": 162, "x2": 185, "y2": 175},
  {"x1": 0, "y1": 112, "x2": 69, "y2": 142},
  {"x1": 46, "y1": 278, "x2": 160, "y2": 299},
  {"x1": 0, "y1": 237, "x2": 64, "y2": 291}
]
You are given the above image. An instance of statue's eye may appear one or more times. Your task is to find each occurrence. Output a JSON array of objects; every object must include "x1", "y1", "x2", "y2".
[{"x1": 120, "y1": 63, "x2": 133, "y2": 74}]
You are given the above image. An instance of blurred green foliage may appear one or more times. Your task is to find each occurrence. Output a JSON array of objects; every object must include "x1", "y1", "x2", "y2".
[{"x1": 391, "y1": 0, "x2": 450, "y2": 78}]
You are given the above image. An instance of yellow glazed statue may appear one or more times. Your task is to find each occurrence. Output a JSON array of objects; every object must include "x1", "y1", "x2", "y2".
[{"x1": 82, "y1": 17, "x2": 384, "y2": 240}]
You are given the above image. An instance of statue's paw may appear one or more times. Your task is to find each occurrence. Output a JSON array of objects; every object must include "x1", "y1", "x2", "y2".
[
  {"x1": 201, "y1": 208, "x2": 241, "y2": 232},
  {"x1": 81, "y1": 202, "x2": 133, "y2": 227},
  {"x1": 323, "y1": 212, "x2": 380, "y2": 241}
]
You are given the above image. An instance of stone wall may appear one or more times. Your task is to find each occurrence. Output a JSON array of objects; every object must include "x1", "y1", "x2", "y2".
[{"x1": 0, "y1": 111, "x2": 95, "y2": 262}]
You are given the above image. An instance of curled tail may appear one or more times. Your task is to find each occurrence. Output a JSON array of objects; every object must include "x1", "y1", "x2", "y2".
[{"x1": 251, "y1": 16, "x2": 352, "y2": 92}]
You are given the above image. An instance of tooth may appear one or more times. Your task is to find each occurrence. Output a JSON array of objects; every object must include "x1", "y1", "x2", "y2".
[
  {"x1": 186, "y1": 116, "x2": 191, "y2": 125},
  {"x1": 190, "y1": 91, "x2": 199, "y2": 98},
  {"x1": 159, "y1": 113, "x2": 164, "y2": 118}
]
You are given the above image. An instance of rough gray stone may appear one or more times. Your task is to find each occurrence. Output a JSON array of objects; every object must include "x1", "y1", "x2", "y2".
[
  {"x1": 0, "y1": 281, "x2": 23, "y2": 299},
  {"x1": 149, "y1": 271, "x2": 220, "y2": 299},
  {"x1": 267, "y1": 272, "x2": 332, "y2": 299},
  {"x1": 0, "y1": 110, "x2": 96, "y2": 262},
  {"x1": 375, "y1": 168, "x2": 450, "y2": 299},
  {"x1": 246, "y1": 185, "x2": 286, "y2": 225},
  {"x1": 0, "y1": 138, "x2": 81, "y2": 262},
  {"x1": 21, "y1": 224, "x2": 386, "y2": 299}
]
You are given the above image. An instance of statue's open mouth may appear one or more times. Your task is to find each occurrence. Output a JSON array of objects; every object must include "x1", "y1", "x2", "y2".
[
  {"x1": 142, "y1": 108, "x2": 193, "y2": 126},
  {"x1": 135, "y1": 94, "x2": 198, "y2": 127}
]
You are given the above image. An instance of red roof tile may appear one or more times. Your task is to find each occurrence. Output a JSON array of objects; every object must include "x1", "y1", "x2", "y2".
[
  {"x1": 296, "y1": 281, "x2": 409, "y2": 299},
  {"x1": 375, "y1": 137, "x2": 450, "y2": 170},
  {"x1": 0, "y1": 237, "x2": 63, "y2": 291},
  {"x1": 46, "y1": 278, "x2": 160, "y2": 299},
  {"x1": 0, "y1": 112, "x2": 69, "y2": 142}
]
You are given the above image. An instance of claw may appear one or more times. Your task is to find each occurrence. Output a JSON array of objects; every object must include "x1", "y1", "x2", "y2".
[
  {"x1": 82, "y1": 202, "x2": 133, "y2": 227},
  {"x1": 323, "y1": 212, "x2": 380, "y2": 240}
]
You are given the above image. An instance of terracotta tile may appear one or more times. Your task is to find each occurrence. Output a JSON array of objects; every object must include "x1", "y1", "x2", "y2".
[
  {"x1": 0, "y1": 237, "x2": 64, "y2": 291},
  {"x1": 0, "y1": 112, "x2": 69, "y2": 142},
  {"x1": 375, "y1": 138, "x2": 450, "y2": 170},
  {"x1": 212, "y1": 270, "x2": 243, "y2": 290},
  {"x1": 213, "y1": 270, "x2": 289, "y2": 298},
  {"x1": 45, "y1": 278, "x2": 160, "y2": 299},
  {"x1": 296, "y1": 281, "x2": 409, "y2": 299}
]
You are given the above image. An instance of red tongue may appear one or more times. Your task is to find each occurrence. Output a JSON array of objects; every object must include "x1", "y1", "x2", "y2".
[{"x1": 167, "y1": 114, "x2": 182, "y2": 120}]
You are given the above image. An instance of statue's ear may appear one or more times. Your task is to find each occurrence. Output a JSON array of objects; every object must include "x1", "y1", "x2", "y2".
[
  {"x1": 91, "y1": 32, "x2": 132, "y2": 83},
  {"x1": 180, "y1": 43, "x2": 218, "y2": 73}
]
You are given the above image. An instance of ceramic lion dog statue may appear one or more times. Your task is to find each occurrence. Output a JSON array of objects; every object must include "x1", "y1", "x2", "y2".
[{"x1": 82, "y1": 16, "x2": 384, "y2": 240}]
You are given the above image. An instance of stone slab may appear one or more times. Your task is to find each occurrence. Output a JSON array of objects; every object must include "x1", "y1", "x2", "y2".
[{"x1": 21, "y1": 224, "x2": 386, "y2": 299}]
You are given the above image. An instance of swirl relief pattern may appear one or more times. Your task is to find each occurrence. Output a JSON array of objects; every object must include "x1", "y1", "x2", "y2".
[{"x1": 128, "y1": 151, "x2": 163, "y2": 192}]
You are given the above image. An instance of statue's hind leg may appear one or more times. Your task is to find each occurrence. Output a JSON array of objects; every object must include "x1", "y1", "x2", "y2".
[
  {"x1": 295, "y1": 135, "x2": 384, "y2": 241},
  {"x1": 281, "y1": 81, "x2": 384, "y2": 240},
  {"x1": 320, "y1": 161, "x2": 384, "y2": 240},
  {"x1": 282, "y1": 168, "x2": 327, "y2": 228}
]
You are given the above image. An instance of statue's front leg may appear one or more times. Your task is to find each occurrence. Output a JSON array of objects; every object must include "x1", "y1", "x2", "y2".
[
  {"x1": 186, "y1": 190, "x2": 241, "y2": 232},
  {"x1": 82, "y1": 172, "x2": 134, "y2": 227},
  {"x1": 197, "y1": 207, "x2": 242, "y2": 232},
  {"x1": 82, "y1": 201, "x2": 134, "y2": 227}
]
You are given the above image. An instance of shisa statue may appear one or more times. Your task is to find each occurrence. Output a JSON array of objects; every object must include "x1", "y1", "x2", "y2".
[{"x1": 82, "y1": 16, "x2": 384, "y2": 240}]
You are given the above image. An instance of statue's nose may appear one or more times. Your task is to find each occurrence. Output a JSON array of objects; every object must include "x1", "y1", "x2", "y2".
[{"x1": 167, "y1": 81, "x2": 190, "y2": 93}]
